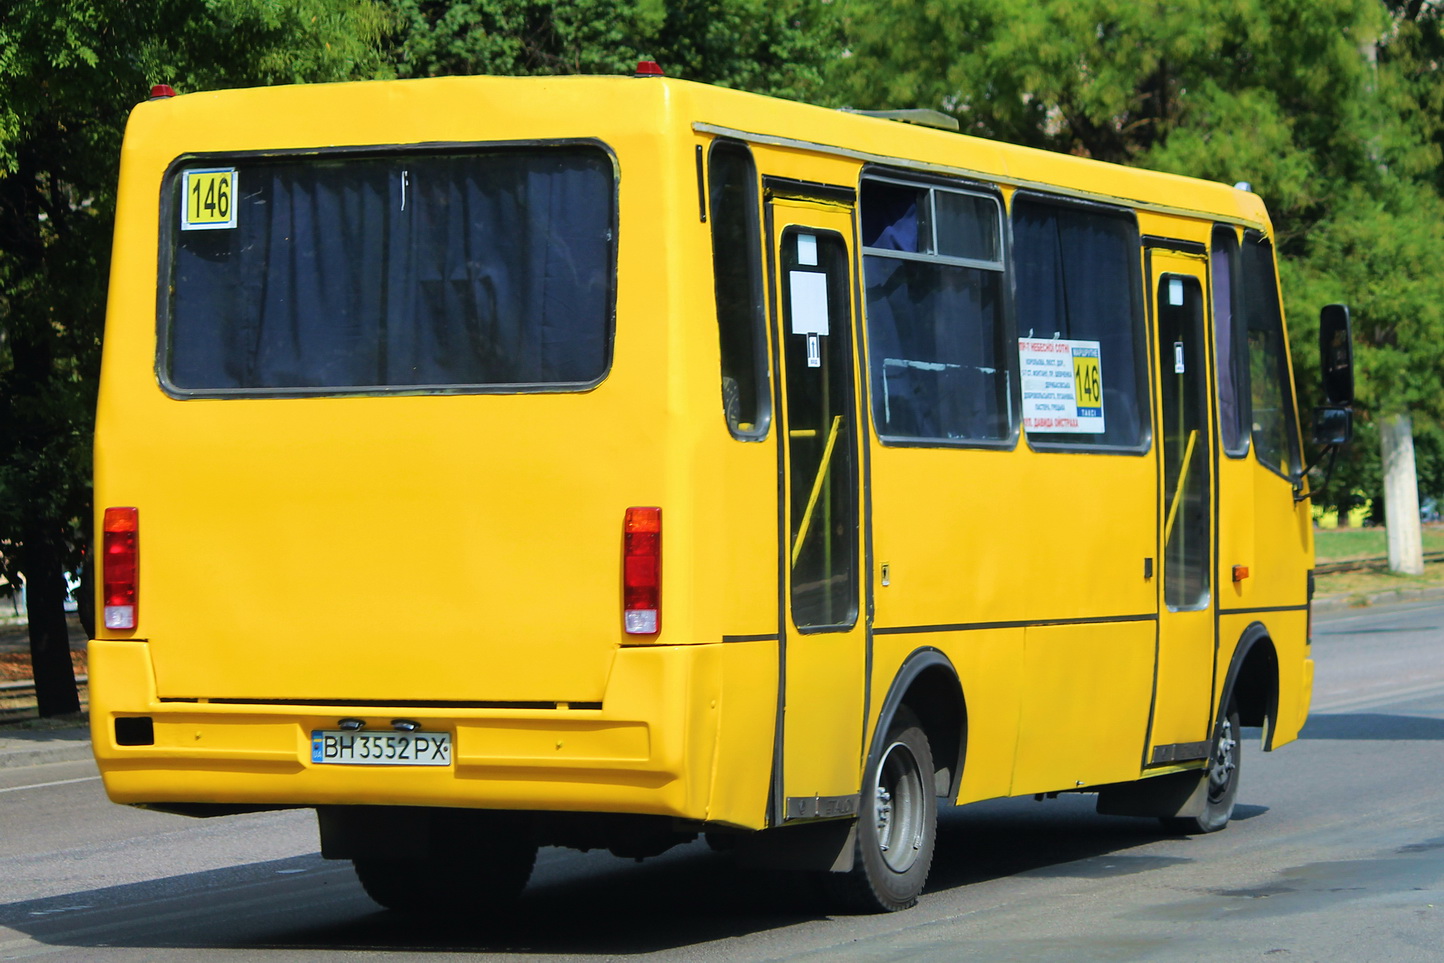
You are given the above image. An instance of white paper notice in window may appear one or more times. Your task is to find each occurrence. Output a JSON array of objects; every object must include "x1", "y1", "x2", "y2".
[
  {"x1": 1019, "y1": 338, "x2": 1105, "y2": 434},
  {"x1": 796, "y1": 233, "x2": 818, "y2": 266},
  {"x1": 789, "y1": 271, "x2": 829, "y2": 337}
]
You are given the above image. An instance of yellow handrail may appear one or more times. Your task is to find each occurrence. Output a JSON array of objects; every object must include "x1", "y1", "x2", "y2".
[
  {"x1": 792, "y1": 415, "x2": 843, "y2": 568},
  {"x1": 1163, "y1": 428, "x2": 1198, "y2": 546}
]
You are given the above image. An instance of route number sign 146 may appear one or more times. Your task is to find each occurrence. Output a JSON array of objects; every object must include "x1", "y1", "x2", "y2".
[{"x1": 181, "y1": 168, "x2": 237, "y2": 231}]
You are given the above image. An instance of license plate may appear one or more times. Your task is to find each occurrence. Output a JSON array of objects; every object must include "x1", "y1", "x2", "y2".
[{"x1": 310, "y1": 730, "x2": 452, "y2": 766}]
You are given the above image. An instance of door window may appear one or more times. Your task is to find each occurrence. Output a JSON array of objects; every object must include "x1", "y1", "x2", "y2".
[
  {"x1": 781, "y1": 228, "x2": 859, "y2": 630},
  {"x1": 1157, "y1": 274, "x2": 1211, "y2": 611}
]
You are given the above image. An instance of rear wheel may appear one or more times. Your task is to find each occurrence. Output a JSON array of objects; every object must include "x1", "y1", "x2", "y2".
[
  {"x1": 824, "y1": 706, "x2": 937, "y2": 912},
  {"x1": 1161, "y1": 701, "x2": 1241, "y2": 835},
  {"x1": 353, "y1": 835, "x2": 537, "y2": 911}
]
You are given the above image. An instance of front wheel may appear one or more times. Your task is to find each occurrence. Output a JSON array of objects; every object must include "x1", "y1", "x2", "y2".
[
  {"x1": 1161, "y1": 701, "x2": 1241, "y2": 835},
  {"x1": 824, "y1": 706, "x2": 937, "y2": 912}
]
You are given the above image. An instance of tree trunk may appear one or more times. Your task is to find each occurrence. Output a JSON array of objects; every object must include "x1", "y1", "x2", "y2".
[
  {"x1": 1380, "y1": 412, "x2": 1424, "y2": 575},
  {"x1": 22, "y1": 526, "x2": 80, "y2": 717}
]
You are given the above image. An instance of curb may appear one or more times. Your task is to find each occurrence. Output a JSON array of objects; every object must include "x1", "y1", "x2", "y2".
[
  {"x1": 0, "y1": 724, "x2": 93, "y2": 770},
  {"x1": 0, "y1": 739, "x2": 94, "y2": 770}
]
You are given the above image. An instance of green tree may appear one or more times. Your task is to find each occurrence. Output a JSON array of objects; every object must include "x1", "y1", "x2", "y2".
[
  {"x1": 835, "y1": 0, "x2": 1386, "y2": 244},
  {"x1": 386, "y1": 0, "x2": 844, "y2": 100},
  {"x1": 1283, "y1": 180, "x2": 1444, "y2": 562},
  {"x1": 0, "y1": 0, "x2": 388, "y2": 715},
  {"x1": 836, "y1": 0, "x2": 1444, "y2": 567}
]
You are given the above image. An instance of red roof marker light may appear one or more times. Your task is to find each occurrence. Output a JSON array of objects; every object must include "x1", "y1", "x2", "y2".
[
  {"x1": 149, "y1": 84, "x2": 176, "y2": 99},
  {"x1": 634, "y1": 61, "x2": 664, "y2": 78}
]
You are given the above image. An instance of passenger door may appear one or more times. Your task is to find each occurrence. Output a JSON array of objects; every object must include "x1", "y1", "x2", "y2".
[
  {"x1": 765, "y1": 184, "x2": 868, "y2": 824},
  {"x1": 1147, "y1": 248, "x2": 1217, "y2": 761}
]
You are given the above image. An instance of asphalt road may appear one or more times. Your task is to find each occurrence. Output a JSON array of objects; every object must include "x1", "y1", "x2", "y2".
[{"x1": 3, "y1": 601, "x2": 1442, "y2": 962}]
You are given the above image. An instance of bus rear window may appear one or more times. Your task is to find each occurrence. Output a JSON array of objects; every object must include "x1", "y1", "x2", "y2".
[{"x1": 162, "y1": 147, "x2": 616, "y2": 395}]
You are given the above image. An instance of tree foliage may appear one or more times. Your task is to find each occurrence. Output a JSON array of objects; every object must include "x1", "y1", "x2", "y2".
[
  {"x1": 835, "y1": 0, "x2": 1390, "y2": 244},
  {"x1": 0, "y1": 0, "x2": 388, "y2": 714},
  {"x1": 386, "y1": 0, "x2": 844, "y2": 100},
  {"x1": 835, "y1": 0, "x2": 1444, "y2": 516}
]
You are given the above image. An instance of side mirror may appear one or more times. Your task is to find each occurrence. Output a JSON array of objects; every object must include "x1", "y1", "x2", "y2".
[
  {"x1": 1312, "y1": 405, "x2": 1353, "y2": 447},
  {"x1": 1319, "y1": 303, "x2": 1354, "y2": 406}
]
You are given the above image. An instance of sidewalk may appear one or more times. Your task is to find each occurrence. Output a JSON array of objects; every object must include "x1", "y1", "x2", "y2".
[{"x1": 0, "y1": 715, "x2": 94, "y2": 769}]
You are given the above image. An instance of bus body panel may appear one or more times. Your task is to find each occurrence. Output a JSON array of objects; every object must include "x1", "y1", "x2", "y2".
[
  {"x1": 101, "y1": 393, "x2": 663, "y2": 703},
  {"x1": 1010, "y1": 620, "x2": 1156, "y2": 794}
]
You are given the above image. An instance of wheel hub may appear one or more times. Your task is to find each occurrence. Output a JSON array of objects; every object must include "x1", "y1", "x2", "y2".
[
  {"x1": 872, "y1": 740, "x2": 925, "y2": 873},
  {"x1": 1208, "y1": 718, "x2": 1237, "y2": 796},
  {"x1": 875, "y1": 785, "x2": 894, "y2": 852}
]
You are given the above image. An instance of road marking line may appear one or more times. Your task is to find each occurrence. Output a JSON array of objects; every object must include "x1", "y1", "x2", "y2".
[{"x1": 0, "y1": 776, "x2": 100, "y2": 795}]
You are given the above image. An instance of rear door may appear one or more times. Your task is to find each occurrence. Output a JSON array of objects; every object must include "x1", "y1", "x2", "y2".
[{"x1": 765, "y1": 183, "x2": 869, "y2": 823}]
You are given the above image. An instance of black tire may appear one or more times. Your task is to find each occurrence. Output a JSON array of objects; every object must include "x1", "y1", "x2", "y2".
[
  {"x1": 353, "y1": 835, "x2": 537, "y2": 911},
  {"x1": 704, "y1": 831, "x2": 740, "y2": 854},
  {"x1": 824, "y1": 706, "x2": 937, "y2": 913},
  {"x1": 1161, "y1": 701, "x2": 1242, "y2": 835}
]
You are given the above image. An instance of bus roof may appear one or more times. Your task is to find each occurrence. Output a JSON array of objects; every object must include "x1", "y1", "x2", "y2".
[{"x1": 124, "y1": 73, "x2": 1271, "y2": 232}]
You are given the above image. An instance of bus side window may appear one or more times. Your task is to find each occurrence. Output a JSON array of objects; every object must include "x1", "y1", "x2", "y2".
[
  {"x1": 1012, "y1": 196, "x2": 1149, "y2": 451},
  {"x1": 1240, "y1": 231, "x2": 1301, "y2": 478},
  {"x1": 708, "y1": 141, "x2": 770, "y2": 439},
  {"x1": 860, "y1": 175, "x2": 1010, "y2": 444},
  {"x1": 1211, "y1": 225, "x2": 1251, "y2": 457}
]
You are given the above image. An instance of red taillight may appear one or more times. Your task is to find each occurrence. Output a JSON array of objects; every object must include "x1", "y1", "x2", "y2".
[
  {"x1": 623, "y1": 507, "x2": 661, "y2": 635},
  {"x1": 103, "y1": 507, "x2": 139, "y2": 631}
]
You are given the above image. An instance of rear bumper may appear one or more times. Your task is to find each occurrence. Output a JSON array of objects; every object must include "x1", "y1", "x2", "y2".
[{"x1": 89, "y1": 639, "x2": 775, "y2": 829}]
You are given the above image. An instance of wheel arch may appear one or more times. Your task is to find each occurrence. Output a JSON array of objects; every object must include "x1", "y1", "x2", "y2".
[
  {"x1": 1221, "y1": 622, "x2": 1280, "y2": 749},
  {"x1": 872, "y1": 647, "x2": 967, "y2": 799}
]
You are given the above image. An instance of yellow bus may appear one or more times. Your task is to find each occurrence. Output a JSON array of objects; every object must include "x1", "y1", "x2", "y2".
[{"x1": 92, "y1": 68, "x2": 1352, "y2": 913}]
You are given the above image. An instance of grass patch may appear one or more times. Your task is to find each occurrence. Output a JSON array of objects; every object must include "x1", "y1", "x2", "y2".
[
  {"x1": 1315, "y1": 564, "x2": 1444, "y2": 603},
  {"x1": 1313, "y1": 524, "x2": 1444, "y2": 563},
  {"x1": 1312, "y1": 523, "x2": 1444, "y2": 604}
]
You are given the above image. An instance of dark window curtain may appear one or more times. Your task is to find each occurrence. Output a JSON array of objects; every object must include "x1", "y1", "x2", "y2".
[
  {"x1": 709, "y1": 142, "x2": 768, "y2": 437},
  {"x1": 936, "y1": 192, "x2": 999, "y2": 261},
  {"x1": 171, "y1": 165, "x2": 390, "y2": 388},
  {"x1": 168, "y1": 149, "x2": 613, "y2": 393},
  {"x1": 1013, "y1": 199, "x2": 1145, "y2": 448}
]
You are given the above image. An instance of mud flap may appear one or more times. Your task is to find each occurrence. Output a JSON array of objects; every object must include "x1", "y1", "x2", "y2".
[
  {"x1": 733, "y1": 819, "x2": 857, "y2": 872},
  {"x1": 1095, "y1": 769, "x2": 1209, "y2": 819}
]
